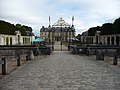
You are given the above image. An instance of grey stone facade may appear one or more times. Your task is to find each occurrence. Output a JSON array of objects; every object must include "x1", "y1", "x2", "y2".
[
  {"x1": 0, "y1": 31, "x2": 35, "y2": 45},
  {"x1": 81, "y1": 31, "x2": 120, "y2": 45},
  {"x1": 40, "y1": 18, "x2": 75, "y2": 43}
]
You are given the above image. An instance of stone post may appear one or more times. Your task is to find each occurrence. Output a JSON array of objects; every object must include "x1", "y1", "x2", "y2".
[
  {"x1": 96, "y1": 50, "x2": 104, "y2": 60},
  {"x1": 113, "y1": 55, "x2": 117, "y2": 65},
  {"x1": 26, "y1": 55, "x2": 29, "y2": 61},
  {"x1": 17, "y1": 55, "x2": 21, "y2": 66},
  {"x1": 29, "y1": 51, "x2": 34, "y2": 60},
  {"x1": 2, "y1": 58, "x2": 7, "y2": 75}
]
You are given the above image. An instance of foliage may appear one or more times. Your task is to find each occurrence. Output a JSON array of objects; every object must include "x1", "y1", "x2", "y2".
[
  {"x1": 87, "y1": 17, "x2": 120, "y2": 36},
  {"x1": 15, "y1": 24, "x2": 33, "y2": 36},
  {"x1": 0, "y1": 20, "x2": 33, "y2": 35},
  {"x1": 0, "y1": 20, "x2": 16, "y2": 35},
  {"x1": 75, "y1": 34, "x2": 81, "y2": 40},
  {"x1": 88, "y1": 26, "x2": 101, "y2": 36},
  {"x1": 113, "y1": 17, "x2": 120, "y2": 34},
  {"x1": 100, "y1": 23, "x2": 114, "y2": 35}
]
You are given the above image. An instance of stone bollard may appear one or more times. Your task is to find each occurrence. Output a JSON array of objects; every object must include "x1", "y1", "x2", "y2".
[
  {"x1": 68, "y1": 45, "x2": 70, "y2": 51},
  {"x1": 75, "y1": 48, "x2": 77, "y2": 54},
  {"x1": 96, "y1": 51, "x2": 104, "y2": 60},
  {"x1": 29, "y1": 51, "x2": 34, "y2": 60},
  {"x1": 86, "y1": 48, "x2": 90, "y2": 56},
  {"x1": 52, "y1": 46, "x2": 54, "y2": 51},
  {"x1": 2, "y1": 58, "x2": 7, "y2": 75},
  {"x1": 113, "y1": 55, "x2": 117, "y2": 65},
  {"x1": 17, "y1": 55, "x2": 21, "y2": 66},
  {"x1": 26, "y1": 55, "x2": 29, "y2": 61},
  {"x1": 26, "y1": 51, "x2": 31, "y2": 60}
]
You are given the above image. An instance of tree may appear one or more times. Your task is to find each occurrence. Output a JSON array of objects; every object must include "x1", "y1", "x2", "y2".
[
  {"x1": 15, "y1": 24, "x2": 33, "y2": 36},
  {"x1": 75, "y1": 34, "x2": 81, "y2": 41},
  {"x1": 113, "y1": 17, "x2": 120, "y2": 34},
  {"x1": 88, "y1": 26, "x2": 101, "y2": 36},
  {"x1": 101, "y1": 23, "x2": 114, "y2": 35},
  {"x1": 0, "y1": 20, "x2": 33, "y2": 35},
  {"x1": 0, "y1": 20, "x2": 16, "y2": 35}
]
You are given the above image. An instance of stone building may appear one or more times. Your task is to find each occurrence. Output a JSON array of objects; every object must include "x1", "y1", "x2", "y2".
[
  {"x1": 40, "y1": 17, "x2": 75, "y2": 44},
  {"x1": 0, "y1": 31, "x2": 35, "y2": 45},
  {"x1": 81, "y1": 31, "x2": 120, "y2": 45}
]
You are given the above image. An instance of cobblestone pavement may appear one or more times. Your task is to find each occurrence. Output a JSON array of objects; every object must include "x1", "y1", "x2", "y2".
[{"x1": 0, "y1": 51, "x2": 120, "y2": 90}]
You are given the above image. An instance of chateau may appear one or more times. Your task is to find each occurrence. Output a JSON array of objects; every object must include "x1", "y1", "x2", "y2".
[{"x1": 40, "y1": 17, "x2": 75, "y2": 44}]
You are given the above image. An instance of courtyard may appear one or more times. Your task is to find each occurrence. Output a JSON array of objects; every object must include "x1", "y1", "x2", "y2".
[{"x1": 0, "y1": 50, "x2": 120, "y2": 90}]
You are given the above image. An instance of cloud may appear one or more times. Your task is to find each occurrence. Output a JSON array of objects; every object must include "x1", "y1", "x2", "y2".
[{"x1": 0, "y1": 0, "x2": 120, "y2": 35}]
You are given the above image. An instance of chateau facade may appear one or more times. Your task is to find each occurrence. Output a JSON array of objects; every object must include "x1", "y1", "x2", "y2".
[
  {"x1": 81, "y1": 31, "x2": 120, "y2": 45},
  {"x1": 0, "y1": 31, "x2": 35, "y2": 45},
  {"x1": 40, "y1": 17, "x2": 75, "y2": 43}
]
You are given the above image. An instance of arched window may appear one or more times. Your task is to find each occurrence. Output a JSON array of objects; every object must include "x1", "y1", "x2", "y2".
[
  {"x1": 6, "y1": 37, "x2": 9, "y2": 45},
  {"x1": 23, "y1": 37, "x2": 24, "y2": 44},
  {"x1": 10, "y1": 37, "x2": 12, "y2": 45},
  {"x1": 18, "y1": 35, "x2": 20, "y2": 44},
  {"x1": 107, "y1": 37, "x2": 110, "y2": 45},
  {"x1": 116, "y1": 36, "x2": 119, "y2": 45},
  {"x1": 91, "y1": 38, "x2": 93, "y2": 44},
  {"x1": 111, "y1": 37, "x2": 114, "y2": 45},
  {"x1": 96, "y1": 36, "x2": 98, "y2": 44}
]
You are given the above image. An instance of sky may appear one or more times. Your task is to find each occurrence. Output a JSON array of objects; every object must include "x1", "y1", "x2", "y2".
[{"x1": 0, "y1": 0, "x2": 120, "y2": 36}]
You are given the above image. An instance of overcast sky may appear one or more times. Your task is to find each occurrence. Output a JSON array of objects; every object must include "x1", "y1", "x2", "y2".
[{"x1": 0, "y1": 0, "x2": 120, "y2": 36}]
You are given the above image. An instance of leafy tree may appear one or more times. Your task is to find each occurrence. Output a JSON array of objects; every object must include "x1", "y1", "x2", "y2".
[
  {"x1": 15, "y1": 24, "x2": 33, "y2": 36},
  {"x1": 0, "y1": 20, "x2": 16, "y2": 35},
  {"x1": 78, "y1": 17, "x2": 120, "y2": 36},
  {"x1": 113, "y1": 17, "x2": 120, "y2": 34},
  {"x1": 0, "y1": 20, "x2": 33, "y2": 35},
  {"x1": 88, "y1": 26, "x2": 101, "y2": 36},
  {"x1": 101, "y1": 23, "x2": 114, "y2": 35},
  {"x1": 75, "y1": 34, "x2": 81, "y2": 40}
]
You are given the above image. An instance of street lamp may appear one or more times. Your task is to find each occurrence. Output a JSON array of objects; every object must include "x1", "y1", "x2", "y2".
[
  {"x1": 51, "y1": 27, "x2": 54, "y2": 50},
  {"x1": 48, "y1": 26, "x2": 51, "y2": 45},
  {"x1": 61, "y1": 24, "x2": 62, "y2": 51}
]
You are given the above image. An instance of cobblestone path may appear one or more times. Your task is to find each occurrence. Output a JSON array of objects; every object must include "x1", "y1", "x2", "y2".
[
  {"x1": 54, "y1": 41, "x2": 68, "y2": 51},
  {"x1": 0, "y1": 51, "x2": 120, "y2": 90}
]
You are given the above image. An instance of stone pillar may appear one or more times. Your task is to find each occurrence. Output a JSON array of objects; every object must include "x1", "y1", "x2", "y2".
[
  {"x1": 110, "y1": 36, "x2": 112, "y2": 45},
  {"x1": 114, "y1": 36, "x2": 116, "y2": 45},
  {"x1": 95, "y1": 31, "x2": 101, "y2": 44}
]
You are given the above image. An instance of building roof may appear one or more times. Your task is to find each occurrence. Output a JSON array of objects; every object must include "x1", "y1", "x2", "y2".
[{"x1": 52, "y1": 17, "x2": 70, "y2": 27}]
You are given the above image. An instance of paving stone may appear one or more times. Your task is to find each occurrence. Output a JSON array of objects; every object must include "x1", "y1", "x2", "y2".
[{"x1": 0, "y1": 51, "x2": 120, "y2": 90}]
